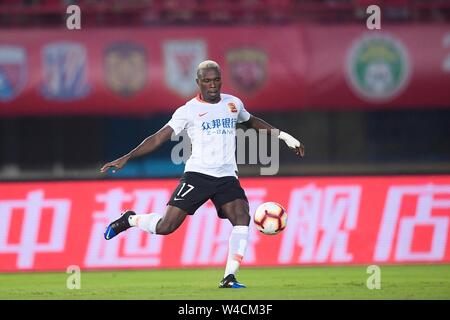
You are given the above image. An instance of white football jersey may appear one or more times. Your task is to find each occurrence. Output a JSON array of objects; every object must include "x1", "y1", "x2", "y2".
[{"x1": 166, "y1": 93, "x2": 251, "y2": 177}]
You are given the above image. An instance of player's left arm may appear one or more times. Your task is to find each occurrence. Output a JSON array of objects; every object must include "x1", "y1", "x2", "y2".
[{"x1": 241, "y1": 115, "x2": 305, "y2": 157}]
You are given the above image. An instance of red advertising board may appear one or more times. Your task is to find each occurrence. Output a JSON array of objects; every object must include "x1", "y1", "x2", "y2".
[
  {"x1": 0, "y1": 24, "x2": 449, "y2": 116},
  {"x1": 0, "y1": 175, "x2": 449, "y2": 272}
]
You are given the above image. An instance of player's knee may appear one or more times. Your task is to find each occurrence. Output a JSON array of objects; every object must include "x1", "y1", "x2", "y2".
[{"x1": 235, "y1": 212, "x2": 250, "y2": 226}]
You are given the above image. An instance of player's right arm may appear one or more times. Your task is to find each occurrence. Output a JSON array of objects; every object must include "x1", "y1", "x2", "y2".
[{"x1": 100, "y1": 125, "x2": 174, "y2": 173}]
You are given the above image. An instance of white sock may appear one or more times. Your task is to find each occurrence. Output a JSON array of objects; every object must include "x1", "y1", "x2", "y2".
[
  {"x1": 129, "y1": 213, "x2": 162, "y2": 234},
  {"x1": 224, "y1": 225, "x2": 249, "y2": 278}
]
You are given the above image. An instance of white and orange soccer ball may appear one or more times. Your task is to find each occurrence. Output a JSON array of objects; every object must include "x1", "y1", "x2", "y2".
[{"x1": 253, "y1": 202, "x2": 287, "y2": 235}]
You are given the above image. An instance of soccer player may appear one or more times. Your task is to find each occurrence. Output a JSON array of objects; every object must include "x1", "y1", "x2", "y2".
[{"x1": 100, "y1": 60, "x2": 304, "y2": 288}]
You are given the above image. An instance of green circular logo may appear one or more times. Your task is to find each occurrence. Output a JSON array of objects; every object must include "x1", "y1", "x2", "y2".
[{"x1": 347, "y1": 34, "x2": 410, "y2": 102}]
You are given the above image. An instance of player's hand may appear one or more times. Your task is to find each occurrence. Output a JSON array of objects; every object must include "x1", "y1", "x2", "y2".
[
  {"x1": 100, "y1": 156, "x2": 129, "y2": 173},
  {"x1": 293, "y1": 142, "x2": 305, "y2": 157},
  {"x1": 278, "y1": 131, "x2": 305, "y2": 158}
]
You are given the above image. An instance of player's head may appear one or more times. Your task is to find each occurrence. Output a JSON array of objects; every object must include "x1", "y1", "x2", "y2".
[{"x1": 196, "y1": 60, "x2": 222, "y2": 103}]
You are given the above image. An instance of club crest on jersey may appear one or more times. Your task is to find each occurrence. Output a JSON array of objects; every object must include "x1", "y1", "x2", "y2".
[
  {"x1": 226, "y1": 48, "x2": 267, "y2": 94},
  {"x1": 164, "y1": 40, "x2": 206, "y2": 97},
  {"x1": 0, "y1": 46, "x2": 27, "y2": 101},
  {"x1": 41, "y1": 42, "x2": 90, "y2": 100},
  {"x1": 227, "y1": 102, "x2": 238, "y2": 113},
  {"x1": 104, "y1": 42, "x2": 147, "y2": 97}
]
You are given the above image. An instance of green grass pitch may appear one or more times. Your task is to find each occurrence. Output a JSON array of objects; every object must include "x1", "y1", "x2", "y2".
[{"x1": 1, "y1": 265, "x2": 449, "y2": 300}]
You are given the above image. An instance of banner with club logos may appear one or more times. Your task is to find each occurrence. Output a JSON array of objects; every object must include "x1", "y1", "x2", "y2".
[
  {"x1": 0, "y1": 175, "x2": 449, "y2": 272},
  {"x1": 0, "y1": 24, "x2": 449, "y2": 116}
]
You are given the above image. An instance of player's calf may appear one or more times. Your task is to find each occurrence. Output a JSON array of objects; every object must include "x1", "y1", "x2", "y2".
[{"x1": 155, "y1": 218, "x2": 182, "y2": 235}]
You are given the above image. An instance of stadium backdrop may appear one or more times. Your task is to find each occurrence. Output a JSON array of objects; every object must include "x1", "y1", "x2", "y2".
[
  {"x1": 0, "y1": 24, "x2": 449, "y2": 116},
  {"x1": 1, "y1": 23, "x2": 450, "y2": 273}
]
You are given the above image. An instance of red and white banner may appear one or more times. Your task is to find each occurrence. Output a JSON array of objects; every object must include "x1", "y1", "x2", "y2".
[
  {"x1": 0, "y1": 24, "x2": 449, "y2": 116},
  {"x1": 1, "y1": 175, "x2": 450, "y2": 272}
]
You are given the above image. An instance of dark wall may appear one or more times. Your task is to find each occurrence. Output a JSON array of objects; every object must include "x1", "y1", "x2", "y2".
[{"x1": 1, "y1": 108, "x2": 449, "y2": 180}]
